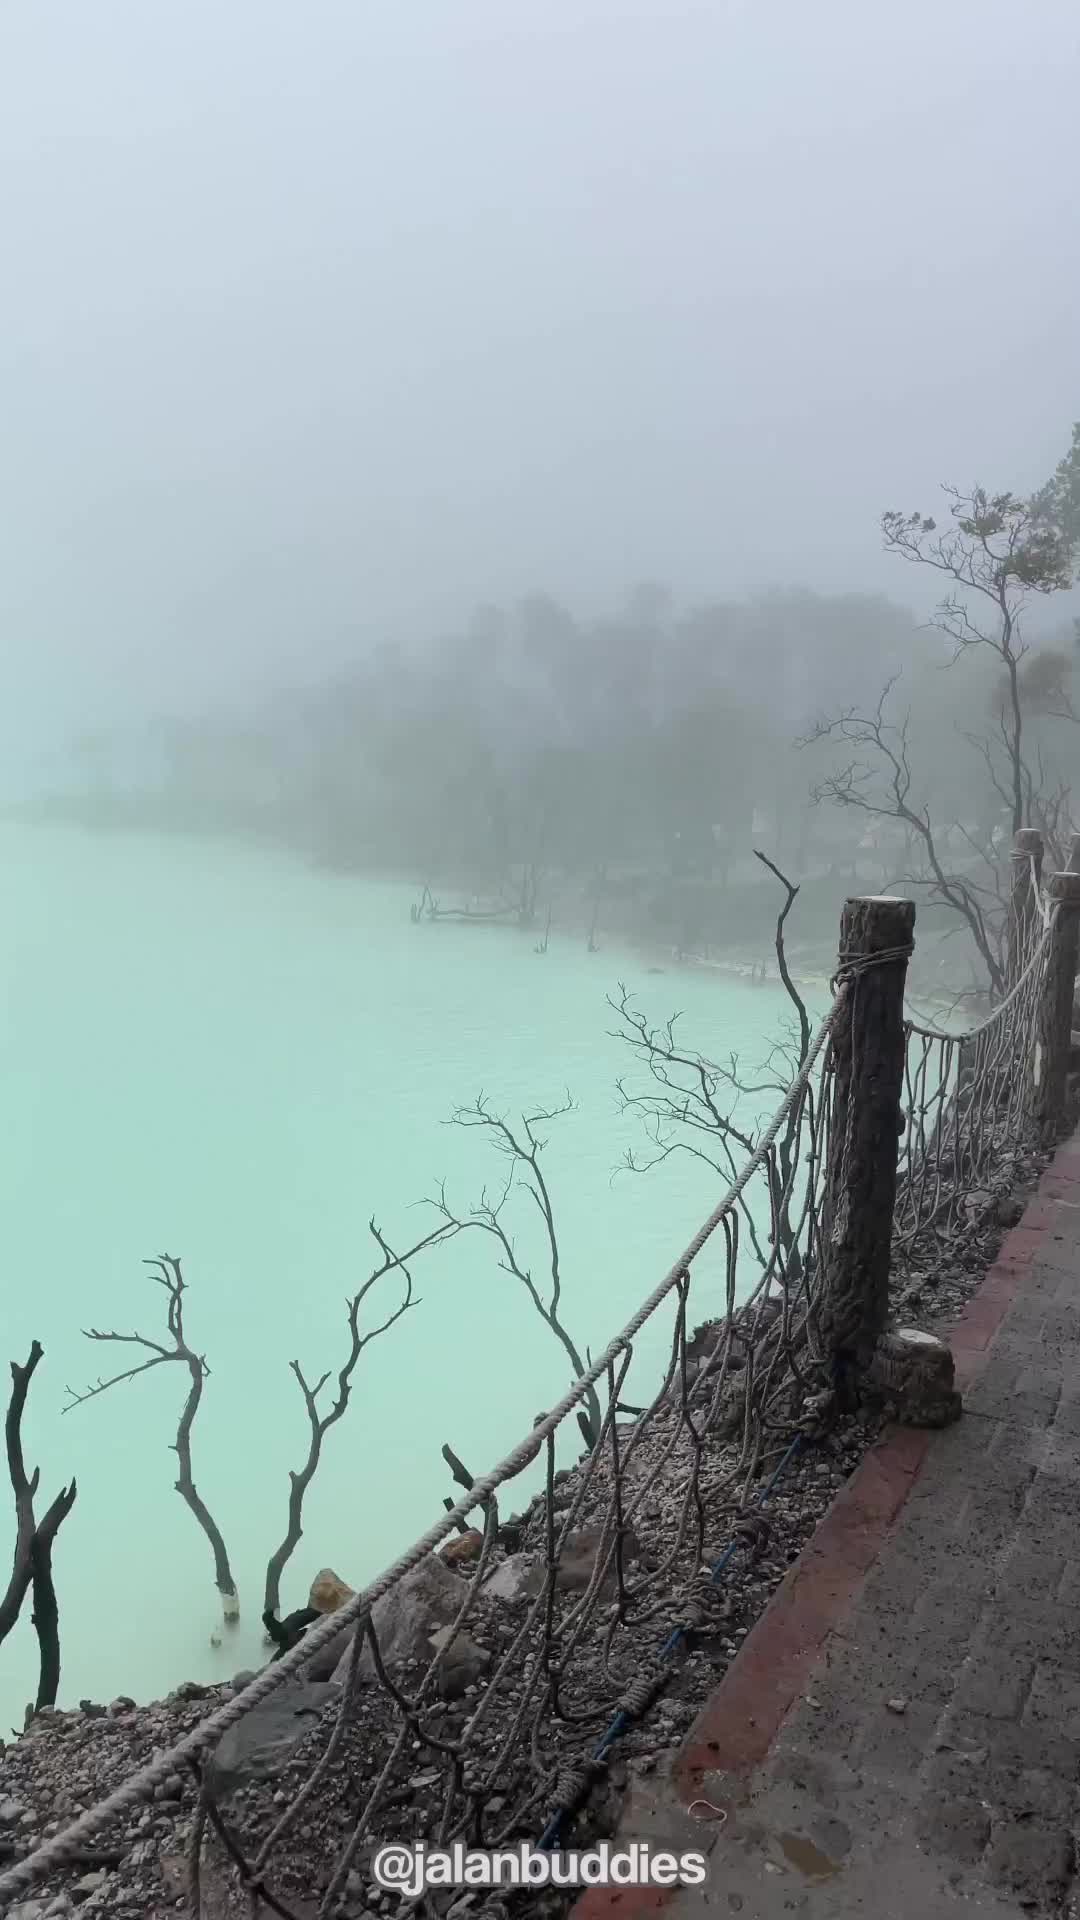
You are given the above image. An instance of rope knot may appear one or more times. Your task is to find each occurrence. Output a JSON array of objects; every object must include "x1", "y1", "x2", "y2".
[
  {"x1": 549, "y1": 1756, "x2": 607, "y2": 1817},
  {"x1": 618, "y1": 1669, "x2": 666, "y2": 1719},
  {"x1": 732, "y1": 1513, "x2": 771, "y2": 1561}
]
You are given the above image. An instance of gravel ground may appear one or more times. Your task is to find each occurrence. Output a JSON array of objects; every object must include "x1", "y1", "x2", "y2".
[{"x1": 0, "y1": 1129, "x2": 1063, "y2": 1920}]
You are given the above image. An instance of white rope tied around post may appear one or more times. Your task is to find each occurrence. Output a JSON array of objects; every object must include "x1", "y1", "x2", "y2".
[{"x1": 0, "y1": 988, "x2": 846, "y2": 1906}]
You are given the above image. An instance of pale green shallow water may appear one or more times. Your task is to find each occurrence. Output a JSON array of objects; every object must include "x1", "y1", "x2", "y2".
[{"x1": 0, "y1": 822, "x2": 802, "y2": 1726}]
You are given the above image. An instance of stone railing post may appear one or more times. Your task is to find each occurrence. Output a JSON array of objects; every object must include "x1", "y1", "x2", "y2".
[
  {"x1": 1009, "y1": 828, "x2": 1044, "y2": 984},
  {"x1": 820, "y1": 895, "x2": 915, "y2": 1403},
  {"x1": 1029, "y1": 873, "x2": 1080, "y2": 1145}
]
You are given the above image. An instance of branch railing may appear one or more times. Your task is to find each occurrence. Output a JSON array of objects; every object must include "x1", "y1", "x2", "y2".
[{"x1": 2, "y1": 841, "x2": 1079, "y2": 1919}]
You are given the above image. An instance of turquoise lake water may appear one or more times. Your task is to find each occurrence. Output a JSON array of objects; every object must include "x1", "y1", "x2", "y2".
[{"x1": 0, "y1": 821, "x2": 803, "y2": 1726}]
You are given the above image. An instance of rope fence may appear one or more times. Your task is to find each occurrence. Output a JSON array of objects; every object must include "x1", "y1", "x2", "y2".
[
  {"x1": 895, "y1": 906, "x2": 1051, "y2": 1253},
  {"x1": 2, "y1": 837, "x2": 1078, "y2": 1918}
]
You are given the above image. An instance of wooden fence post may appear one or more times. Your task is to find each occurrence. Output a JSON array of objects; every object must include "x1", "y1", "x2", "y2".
[
  {"x1": 1009, "y1": 828, "x2": 1044, "y2": 983},
  {"x1": 1029, "y1": 873, "x2": 1080, "y2": 1145},
  {"x1": 820, "y1": 895, "x2": 915, "y2": 1402}
]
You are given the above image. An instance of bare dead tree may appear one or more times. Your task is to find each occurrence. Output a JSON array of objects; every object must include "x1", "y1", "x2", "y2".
[
  {"x1": 881, "y1": 472, "x2": 1078, "y2": 837},
  {"x1": 989, "y1": 652, "x2": 1079, "y2": 869},
  {"x1": 262, "y1": 1215, "x2": 461, "y2": 1618},
  {"x1": 1, "y1": 1343, "x2": 78, "y2": 1715},
  {"x1": 63, "y1": 1257, "x2": 239, "y2": 1625},
  {"x1": 803, "y1": 676, "x2": 1010, "y2": 998},
  {"x1": 803, "y1": 447, "x2": 1080, "y2": 997},
  {"x1": 431, "y1": 1097, "x2": 601, "y2": 1449},
  {"x1": 608, "y1": 853, "x2": 814, "y2": 1278}
]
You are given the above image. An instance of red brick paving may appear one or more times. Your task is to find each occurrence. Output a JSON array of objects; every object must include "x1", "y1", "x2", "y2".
[{"x1": 574, "y1": 1125, "x2": 1079, "y2": 1920}]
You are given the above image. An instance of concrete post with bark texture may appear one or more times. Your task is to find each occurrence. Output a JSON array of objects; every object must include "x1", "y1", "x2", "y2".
[
  {"x1": 1009, "y1": 828, "x2": 1044, "y2": 984},
  {"x1": 1029, "y1": 872, "x2": 1080, "y2": 1146},
  {"x1": 820, "y1": 894, "x2": 915, "y2": 1405}
]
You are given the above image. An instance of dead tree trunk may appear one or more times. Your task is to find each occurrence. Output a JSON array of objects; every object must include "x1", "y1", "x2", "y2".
[
  {"x1": 1029, "y1": 873, "x2": 1080, "y2": 1146},
  {"x1": 1, "y1": 1344, "x2": 78, "y2": 1714},
  {"x1": 1008, "y1": 828, "x2": 1044, "y2": 984},
  {"x1": 819, "y1": 895, "x2": 914, "y2": 1406}
]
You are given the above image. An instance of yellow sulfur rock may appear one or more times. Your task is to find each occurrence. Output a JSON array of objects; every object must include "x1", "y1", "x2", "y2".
[{"x1": 308, "y1": 1567, "x2": 355, "y2": 1614}]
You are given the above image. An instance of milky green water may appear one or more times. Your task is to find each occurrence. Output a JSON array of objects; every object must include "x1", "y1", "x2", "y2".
[{"x1": 0, "y1": 822, "x2": 802, "y2": 1727}]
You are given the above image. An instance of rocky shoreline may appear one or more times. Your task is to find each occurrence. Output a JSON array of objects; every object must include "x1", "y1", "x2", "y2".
[{"x1": 0, "y1": 1131, "x2": 1053, "y2": 1920}]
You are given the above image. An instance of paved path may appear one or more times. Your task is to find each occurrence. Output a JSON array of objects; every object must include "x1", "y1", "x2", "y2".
[{"x1": 581, "y1": 1132, "x2": 1080, "y2": 1920}]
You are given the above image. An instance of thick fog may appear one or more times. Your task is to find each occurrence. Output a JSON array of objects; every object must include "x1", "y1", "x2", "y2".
[
  {"x1": 4, "y1": 0, "x2": 1080, "y2": 1766},
  {"x1": 1, "y1": 0, "x2": 1078, "y2": 775}
]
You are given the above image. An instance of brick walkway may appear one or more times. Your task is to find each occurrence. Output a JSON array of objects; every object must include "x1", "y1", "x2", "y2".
[{"x1": 580, "y1": 1131, "x2": 1080, "y2": 1919}]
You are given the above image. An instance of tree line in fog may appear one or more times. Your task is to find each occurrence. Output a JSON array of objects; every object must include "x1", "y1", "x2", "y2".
[{"x1": 38, "y1": 426, "x2": 1080, "y2": 985}]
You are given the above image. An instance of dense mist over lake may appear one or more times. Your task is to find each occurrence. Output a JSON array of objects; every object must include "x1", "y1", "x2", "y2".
[
  {"x1": 2, "y1": 0, "x2": 1078, "y2": 765},
  {"x1": 1, "y1": 0, "x2": 1079, "y2": 1730}
]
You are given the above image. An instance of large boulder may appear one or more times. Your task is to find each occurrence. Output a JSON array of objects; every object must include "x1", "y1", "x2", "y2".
[
  {"x1": 483, "y1": 1529, "x2": 641, "y2": 1605},
  {"x1": 205, "y1": 1680, "x2": 338, "y2": 1800},
  {"x1": 483, "y1": 1555, "x2": 536, "y2": 1603},
  {"x1": 301, "y1": 1622, "x2": 354, "y2": 1683},
  {"x1": 329, "y1": 1553, "x2": 490, "y2": 1699},
  {"x1": 555, "y1": 1527, "x2": 641, "y2": 1593}
]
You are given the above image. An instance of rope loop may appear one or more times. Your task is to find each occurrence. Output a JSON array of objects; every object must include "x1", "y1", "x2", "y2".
[{"x1": 830, "y1": 939, "x2": 915, "y2": 994}]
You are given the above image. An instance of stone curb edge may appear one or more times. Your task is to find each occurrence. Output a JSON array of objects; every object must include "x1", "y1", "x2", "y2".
[{"x1": 573, "y1": 1133, "x2": 1080, "y2": 1920}]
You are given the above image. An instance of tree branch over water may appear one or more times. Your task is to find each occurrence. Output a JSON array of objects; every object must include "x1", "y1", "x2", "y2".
[
  {"x1": 431, "y1": 1096, "x2": 601, "y2": 1451},
  {"x1": 63, "y1": 1256, "x2": 239, "y2": 1626},
  {"x1": 262, "y1": 1215, "x2": 462, "y2": 1618},
  {"x1": 609, "y1": 853, "x2": 813, "y2": 1279}
]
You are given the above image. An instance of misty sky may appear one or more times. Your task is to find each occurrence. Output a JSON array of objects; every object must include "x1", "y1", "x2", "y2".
[{"x1": 1, "y1": 0, "x2": 1077, "y2": 760}]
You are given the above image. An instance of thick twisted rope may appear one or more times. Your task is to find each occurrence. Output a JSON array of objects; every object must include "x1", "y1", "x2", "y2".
[
  {"x1": 0, "y1": 989, "x2": 845, "y2": 1906},
  {"x1": 831, "y1": 939, "x2": 915, "y2": 993},
  {"x1": 904, "y1": 919, "x2": 1050, "y2": 1044}
]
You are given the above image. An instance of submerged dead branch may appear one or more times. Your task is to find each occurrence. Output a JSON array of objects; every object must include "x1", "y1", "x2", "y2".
[
  {"x1": 63, "y1": 1257, "x2": 239, "y2": 1625},
  {"x1": 1, "y1": 1342, "x2": 78, "y2": 1715}
]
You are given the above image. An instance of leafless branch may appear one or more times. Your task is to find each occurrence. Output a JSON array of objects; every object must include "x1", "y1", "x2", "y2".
[
  {"x1": 752, "y1": 850, "x2": 811, "y2": 1062},
  {"x1": 881, "y1": 475, "x2": 1080, "y2": 846},
  {"x1": 608, "y1": 853, "x2": 813, "y2": 1280},
  {"x1": 64, "y1": 1257, "x2": 239, "y2": 1623},
  {"x1": 263, "y1": 1215, "x2": 460, "y2": 1616},
  {"x1": 802, "y1": 677, "x2": 1007, "y2": 997},
  {"x1": 431, "y1": 1096, "x2": 601, "y2": 1449}
]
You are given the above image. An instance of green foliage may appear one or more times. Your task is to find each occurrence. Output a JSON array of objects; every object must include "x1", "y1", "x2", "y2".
[{"x1": 883, "y1": 425, "x2": 1080, "y2": 603}]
